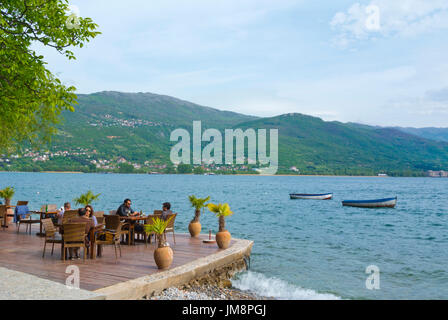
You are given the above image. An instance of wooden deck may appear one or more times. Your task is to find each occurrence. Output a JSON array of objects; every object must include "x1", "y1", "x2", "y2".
[{"x1": 0, "y1": 224, "x2": 226, "y2": 291}]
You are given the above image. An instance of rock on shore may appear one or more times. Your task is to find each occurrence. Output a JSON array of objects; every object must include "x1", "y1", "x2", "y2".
[{"x1": 147, "y1": 284, "x2": 272, "y2": 300}]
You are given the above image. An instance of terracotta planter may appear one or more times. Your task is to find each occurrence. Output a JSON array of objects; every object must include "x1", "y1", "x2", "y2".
[
  {"x1": 188, "y1": 221, "x2": 201, "y2": 237},
  {"x1": 154, "y1": 246, "x2": 173, "y2": 269},
  {"x1": 216, "y1": 230, "x2": 231, "y2": 249}
]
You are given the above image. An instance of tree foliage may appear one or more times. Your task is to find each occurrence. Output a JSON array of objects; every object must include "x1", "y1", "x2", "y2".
[
  {"x1": 0, "y1": 0, "x2": 100, "y2": 152},
  {"x1": 177, "y1": 163, "x2": 192, "y2": 174}
]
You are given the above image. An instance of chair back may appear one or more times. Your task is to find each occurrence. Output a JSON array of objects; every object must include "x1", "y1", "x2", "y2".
[
  {"x1": 165, "y1": 213, "x2": 177, "y2": 229},
  {"x1": 105, "y1": 215, "x2": 120, "y2": 230},
  {"x1": 16, "y1": 201, "x2": 28, "y2": 206},
  {"x1": 153, "y1": 210, "x2": 163, "y2": 216},
  {"x1": 0, "y1": 205, "x2": 5, "y2": 219},
  {"x1": 62, "y1": 210, "x2": 78, "y2": 224},
  {"x1": 96, "y1": 216, "x2": 105, "y2": 225},
  {"x1": 42, "y1": 218, "x2": 57, "y2": 237},
  {"x1": 109, "y1": 210, "x2": 117, "y2": 215},
  {"x1": 94, "y1": 211, "x2": 104, "y2": 218},
  {"x1": 40, "y1": 204, "x2": 58, "y2": 212},
  {"x1": 144, "y1": 214, "x2": 158, "y2": 225},
  {"x1": 63, "y1": 223, "x2": 86, "y2": 242}
]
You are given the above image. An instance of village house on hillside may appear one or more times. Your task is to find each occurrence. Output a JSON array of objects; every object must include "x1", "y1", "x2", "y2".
[{"x1": 426, "y1": 170, "x2": 448, "y2": 177}]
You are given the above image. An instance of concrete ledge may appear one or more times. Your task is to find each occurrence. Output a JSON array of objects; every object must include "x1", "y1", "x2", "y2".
[
  {"x1": 0, "y1": 267, "x2": 105, "y2": 300},
  {"x1": 94, "y1": 238, "x2": 254, "y2": 300}
]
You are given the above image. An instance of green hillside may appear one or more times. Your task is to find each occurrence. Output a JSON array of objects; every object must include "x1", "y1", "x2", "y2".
[
  {"x1": 1, "y1": 92, "x2": 448, "y2": 176},
  {"x1": 236, "y1": 113, "x2": 448, "y2": 175}
]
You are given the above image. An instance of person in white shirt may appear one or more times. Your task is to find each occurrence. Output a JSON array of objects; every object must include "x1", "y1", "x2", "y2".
[{"x1": 57, "y1": 202, "x2": 71, "y2": 225}]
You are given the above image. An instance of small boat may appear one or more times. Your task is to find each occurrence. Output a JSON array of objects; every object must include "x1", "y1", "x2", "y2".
[
  {"x1": 342, "y1": 197, "x2": 397, "y2": 208},
  {"x1": 290, "y1": 193, "x2": 333, "y2": 200}
]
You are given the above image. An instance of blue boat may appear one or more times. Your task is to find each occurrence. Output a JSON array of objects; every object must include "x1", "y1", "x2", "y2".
[{"x1": 342, "y1": 197, "x2": 397, "y2": 208}]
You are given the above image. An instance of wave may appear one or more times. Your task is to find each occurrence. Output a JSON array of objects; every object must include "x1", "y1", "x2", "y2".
[{"x1": 232, "y1": 271, "x2": 341, "y2": 300}]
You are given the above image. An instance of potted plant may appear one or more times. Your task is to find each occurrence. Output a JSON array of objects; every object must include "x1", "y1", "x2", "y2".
[
  {"x1": 0, "y1": 186, "x2": 15, "y2": 206},
  {"x1": 206, "y1": 203, "x2": 234, "y2": 249},
  {"x1": 144, "y1": 216, "x2": 174, "y2": 269},
  {"x1": 0, "y1": 186, "x2": 15, "y2": 224},
  {"x1": 187, "y1": 195, "x2": 210, "y2": 237},
  {"x1": 73, "y1": 190, "x2": 101, "y2": 206}
]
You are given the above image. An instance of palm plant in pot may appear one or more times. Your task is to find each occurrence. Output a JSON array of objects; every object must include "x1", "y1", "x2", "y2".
[
  {"x1": 187, "y1": 195, "x2": 210, "y2": 237},
  {"x1": 0, "y1": 186, "x2": 15, "y2": 206},
  {"x1": 144, "y1": 216, "x2": 174, "y2": 269},
  {"x1": 206, "y1": 203, "x2": 234, "y2": 249},
  {"x1": 0, "y1": 186, "x2": 15, "y2": 224},
  {"x1": 73, "y1": 190, "x2": 101, "y2": 207}
]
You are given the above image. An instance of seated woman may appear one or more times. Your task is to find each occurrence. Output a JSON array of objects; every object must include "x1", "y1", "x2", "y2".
[{"x1": 85, "y1": 205, "x2": 98, "y2": 226}]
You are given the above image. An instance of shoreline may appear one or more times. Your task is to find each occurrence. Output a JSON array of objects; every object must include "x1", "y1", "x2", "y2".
[{"x1": 0, "y1": 171, "x2": 432, "y2": 178}]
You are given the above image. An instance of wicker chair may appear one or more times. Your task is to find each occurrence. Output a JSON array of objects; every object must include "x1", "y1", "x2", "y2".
[
  {"x1": 62, "y1": 210, "x2": 78, "y2": 224},
  {"x1": 134, "y1": 215, "x2": 157, "y2": 247},
  {"x1": 153, "y1": 210, "x2": 163, "y2": 216},
  {"x1": 105, "y1": 215, "x2": 130, "y2": 245},
  {"x1": 41, "y1": 204, "x2": 58, "y2": 212},
  {"x1": 95, "y1": 221, "x2": 123, "y2": 261},
  {"x1": 42, "y1": 218, "x2": 63, "y2": 258},
  {"x1": 94, "y1": 211, "x2": 105, "y2": 225},
  {"x1": 62, "y1": 223, "x2": 87, "y2": 261},
  {"x1": 16, "y1": 201, "x2": 29, "y2": 206},
  {"x1": 164, "y1": 213, "x2": 177, "y2": 244},
  {"x1": 109, "y1": 210, "x2": 117, "y2": 215}
]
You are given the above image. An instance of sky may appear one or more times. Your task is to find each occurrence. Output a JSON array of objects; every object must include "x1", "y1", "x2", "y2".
[{"x1": 39, "y1": 0, "x2": 448, "y2": 127}]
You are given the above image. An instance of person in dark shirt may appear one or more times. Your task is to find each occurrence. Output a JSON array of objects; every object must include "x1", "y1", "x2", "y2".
[
  {"x1": 161, "y1": 202, "x2": 173, "y2": 221},
  {"x1": 116, "y1": 199, "x2": 139, "y2": 217},
  {"x1": 116, "y1": 198, "x2": 143, "y2": 233}
]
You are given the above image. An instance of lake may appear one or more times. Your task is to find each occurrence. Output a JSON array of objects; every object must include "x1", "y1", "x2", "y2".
[{"x1": 1, "y1": 172, "x2": 447, "y2": 299}]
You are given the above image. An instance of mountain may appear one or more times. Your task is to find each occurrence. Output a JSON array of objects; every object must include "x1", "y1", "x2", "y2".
[
  {"x1": 2, "y1": 92, "x2": 448, "y2": 175},
  {"x1": 236, "y1": 113, "x2": 448, "y2": 175},
  {"x1": 348, "y1": 123, "x2": 448, "y2": 143},
  {"x1": 67, "y1": 91, "x2": 257, "y2": 128},
  {"x1": 393, "y1": 127, "x2": 448, "y2": 143}
]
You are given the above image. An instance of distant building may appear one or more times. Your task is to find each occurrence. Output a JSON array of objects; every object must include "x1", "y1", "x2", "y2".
[
  {"x1": 290, "y1": 166, "x2": 299, "y2": 173},
  {"x1": 426, "y1": 170, "x2": 448, "y2": 177},
  {"x1": 378, "y1": 173, "x2": 388, "y2": 177}
]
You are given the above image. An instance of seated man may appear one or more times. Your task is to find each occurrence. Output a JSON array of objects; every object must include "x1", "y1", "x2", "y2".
[
  {"x1": 161, "y1": 202, "x2": 173, "y2": 221},
  {"x1": 116, "y1": 199, "x2": 139, "y2": 217},
  {"x1": 57, "y1": 202, "x2": 71, "y2": 225},
  {"x1": 116, "y1": 199, "x2": 143, "y2": 233}
]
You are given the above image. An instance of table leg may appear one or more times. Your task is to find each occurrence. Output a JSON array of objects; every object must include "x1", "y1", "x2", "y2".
[
  {"x1": 36, "y1": 213, "x2": 45, "y2": 237},
  {"x1": 90, "y1": 229, "x2": 95, "y2": 259}
]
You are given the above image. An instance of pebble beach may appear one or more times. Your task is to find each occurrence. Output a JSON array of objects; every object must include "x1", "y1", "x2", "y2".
[{"x1": 148, "y1": 284, "x2": 273, "y2": 300}]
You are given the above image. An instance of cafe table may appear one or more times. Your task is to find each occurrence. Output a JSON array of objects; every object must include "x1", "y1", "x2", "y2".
[
  {"x1": 30, "y1": 210, "x2": 58, "y2": 236},
  {"x1": 118, "y1": 215, "x2": 148, "y2": 245}
]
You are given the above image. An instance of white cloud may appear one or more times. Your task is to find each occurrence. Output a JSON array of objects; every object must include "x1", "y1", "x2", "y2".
[{"x1": 331, "y1": 0, "x2": 448, "y2": 46}]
